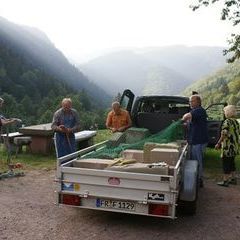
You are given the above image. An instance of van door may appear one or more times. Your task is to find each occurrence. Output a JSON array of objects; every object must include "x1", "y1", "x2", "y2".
[
  {"x1": 120, "y1": 89, "x2": 135, "y2": 113},
  {"x1": 206, "y1": 103, "x2": 227, "y2": 147}
]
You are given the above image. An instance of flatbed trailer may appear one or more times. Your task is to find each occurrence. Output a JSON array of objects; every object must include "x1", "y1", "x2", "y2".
[{"x1": 56, "y1": 141, "x2": 199, "y2": 219}]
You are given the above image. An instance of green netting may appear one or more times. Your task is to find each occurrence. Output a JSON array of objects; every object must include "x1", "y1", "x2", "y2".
[{"x1": 82, "y1": 120, "x2": 184, "y2": 159}]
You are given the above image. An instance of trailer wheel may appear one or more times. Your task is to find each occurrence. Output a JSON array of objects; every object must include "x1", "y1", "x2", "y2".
[{"x1": 178, "y1": 160, "x2": 199, "y2": 216}]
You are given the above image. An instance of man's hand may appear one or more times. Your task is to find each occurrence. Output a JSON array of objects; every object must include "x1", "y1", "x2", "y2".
[
  {"x1": 182, "y1": 113, "x2": 192, "y2": 122},
  {"x1": 66, "y1": 128, "x2": 73, "y2": 134},
  {"x1": 118, "y1": 127, "x2": 125, "y2": 132},
  {"x1": 57, "y1": 125, "x2": 67, "y2": 133},
  {"x1": 11, "y1": 118, "x2": 22, "y2": 123},
  {"x1": 110, "y1": 127, "x2": 117, "y2": 133}
]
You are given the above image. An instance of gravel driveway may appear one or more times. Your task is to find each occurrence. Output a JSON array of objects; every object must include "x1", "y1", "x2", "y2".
[{"x1": 0, "y1": 170, "x2": 240, "y2": 240}]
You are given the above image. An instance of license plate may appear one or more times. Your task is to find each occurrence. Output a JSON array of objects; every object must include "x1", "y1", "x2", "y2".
[{"x1": 96, "y1": 198, "x2": 135, "y2": 211}]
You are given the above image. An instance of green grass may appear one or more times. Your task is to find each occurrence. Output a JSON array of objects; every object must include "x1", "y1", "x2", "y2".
[
  {"x1": 93, "y1": 129, "x2": 112, "y2": 144},
  {"x1": 0, "y1": 129, "x2": 112, "y2": 172},
  {"x1": 1, "y1": 129, "x2": 239, "y2": 179},
  {"x1": 204, "y1": 147, "x2": 240, "y2": 179}
]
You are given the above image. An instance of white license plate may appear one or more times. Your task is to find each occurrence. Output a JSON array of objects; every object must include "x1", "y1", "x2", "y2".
[{"x1": 96, "y1": 198, "x2": 135, "y2": 211}]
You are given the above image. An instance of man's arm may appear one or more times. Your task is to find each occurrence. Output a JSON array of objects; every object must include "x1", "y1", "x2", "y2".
[
  {"x1": 1, "y1": 118, "x2": 20, "y2": 126},
  {"x1": 51, "y1": 110, "x2": 62, "y2": 132},
  {"x1": 182, "y1": 112, "x2": 192, "y2": 122}
]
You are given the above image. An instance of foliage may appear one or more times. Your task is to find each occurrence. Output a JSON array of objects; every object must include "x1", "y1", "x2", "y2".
[
  {"x1": 183, "y1": 60, "x2": 240, "y2": 107},
  {"x1": 191, "y1": 0, "x2": 240, "y2": 62},
  {"x1": 0, "y1": 43, "x2": 108, "y2": 130}
]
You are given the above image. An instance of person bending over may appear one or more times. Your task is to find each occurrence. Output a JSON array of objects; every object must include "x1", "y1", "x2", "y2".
[{"x1": 106, "y1": 101, "x2": 132, "y2": 133}]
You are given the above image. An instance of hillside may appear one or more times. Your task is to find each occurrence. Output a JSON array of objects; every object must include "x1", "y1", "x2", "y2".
[
  {"x1": 0, "y1": 17, "x2": 111, "y2": 129},
  {"x1": 79, "y1": 46, "x2": 226, "y2": 96},
  {"x1": 0, "y1": 17, "x2": 110, "y2": 105},
  {"x1": 182, "y1": 60, "x2": 240, "y2": 106}
]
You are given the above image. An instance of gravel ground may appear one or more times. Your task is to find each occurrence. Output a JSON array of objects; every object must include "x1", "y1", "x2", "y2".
[{"x1": 0, "y1": 170, "x2": 240, "y2": 240}]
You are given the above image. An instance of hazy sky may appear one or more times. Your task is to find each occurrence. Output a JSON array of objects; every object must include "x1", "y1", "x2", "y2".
[{"x1": 0, "y1": 0, "x2": 235, "y2": 63}]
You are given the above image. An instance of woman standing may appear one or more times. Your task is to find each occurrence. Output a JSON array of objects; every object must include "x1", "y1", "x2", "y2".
[{"x1": 215, "y1": 105, "x2": 240, "y2": 187}]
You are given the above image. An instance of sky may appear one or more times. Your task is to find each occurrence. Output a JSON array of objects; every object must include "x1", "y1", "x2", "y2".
[{"x1": 0, "y1": 0, "x2": 236, "y2": 63}]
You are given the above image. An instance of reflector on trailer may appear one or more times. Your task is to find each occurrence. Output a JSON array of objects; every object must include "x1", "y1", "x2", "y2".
[
  {"x1": 60, "y1": 194, "x2": 81, "y2": 206},
  {"x1": 148, "y1": 204, "x2": 169, "y2": 216}
]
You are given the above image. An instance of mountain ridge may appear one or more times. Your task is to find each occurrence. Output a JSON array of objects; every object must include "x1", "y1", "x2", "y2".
[
  {"x1": 0, "y1": 16, "x2": 111, "y2": 105},
  {"x1": 79, "y1": 46, "x2": 227, "y2": 96}
]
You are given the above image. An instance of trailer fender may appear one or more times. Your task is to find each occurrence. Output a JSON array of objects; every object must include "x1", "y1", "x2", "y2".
[{"x1": 179, "y1": 160, "x2": 198, "y2": 202}]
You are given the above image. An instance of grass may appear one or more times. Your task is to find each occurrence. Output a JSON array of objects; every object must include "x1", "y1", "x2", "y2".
[
  {"x1": 93, "y1": 129, "x2": 112, "y2": 143},
  {"x1": 0, "y1": 147, "x2": 56, "y2": 172},
  {"x1": 0, "y1": 129, "x2": 112, "y2": 172},
  {"x1": 204, "y1": 147, "x2": 240, "y2": 179},
  {"x1": 1, "y1": 129, "x2": 239, "y2": 179}
]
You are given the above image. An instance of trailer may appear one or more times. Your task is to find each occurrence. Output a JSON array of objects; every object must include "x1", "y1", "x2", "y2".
[
  {"x1": 55, "y1": 89, "x2": 225, "y2": 219},
  {"x1": 56, "y1": 139, "x2": 199, "y2": 219}
]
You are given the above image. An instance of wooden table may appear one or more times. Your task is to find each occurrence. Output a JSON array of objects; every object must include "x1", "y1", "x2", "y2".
[
  {"x1": 19, "y1": 123, "x2": 97, "y2": 155},
  {"x1": 1, "y1": 132, "x2": 24, "y2": 153},
  {"x1": 75, "y1": 130, "x2": 97, "y2": 149},
  {"x1": 19, "y1": 123, "x2": 53, "y2": 155}
]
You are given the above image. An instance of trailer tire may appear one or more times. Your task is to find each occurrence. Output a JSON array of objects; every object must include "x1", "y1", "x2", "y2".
[{"x1": 178, "y1": 160, "x2": 199, "y2": 215}]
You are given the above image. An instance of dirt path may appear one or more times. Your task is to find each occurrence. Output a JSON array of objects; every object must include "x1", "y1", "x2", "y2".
[{"x1": 0, "y1": 170, "x2": 240, "y2": 240}]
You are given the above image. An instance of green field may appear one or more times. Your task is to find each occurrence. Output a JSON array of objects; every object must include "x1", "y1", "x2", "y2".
[{"x1": 0, "y1": 129, "x2": 239, "y2": 180}]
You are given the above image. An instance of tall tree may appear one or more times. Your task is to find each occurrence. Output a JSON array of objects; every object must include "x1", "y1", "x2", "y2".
[{"x1": 191, "y1": 0, "x2": 240, "y2": 62}]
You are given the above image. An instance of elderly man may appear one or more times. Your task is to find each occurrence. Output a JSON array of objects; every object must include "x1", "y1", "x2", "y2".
[
  {"x1": 182, "y1": 95, "x2": 208, "y2": 187},
  {"x1": 51, "y1": 98, "x2": 80, "y2": 157},
  {"x1": 106, "y1": 101, "x2": 132, "y2": 133}
]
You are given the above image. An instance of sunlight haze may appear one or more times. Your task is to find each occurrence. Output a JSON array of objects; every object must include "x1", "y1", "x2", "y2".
[{"x1": 0, "y1": 0, "x2": 234, "y2": 63}]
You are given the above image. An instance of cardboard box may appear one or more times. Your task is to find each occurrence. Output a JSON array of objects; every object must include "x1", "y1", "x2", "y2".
[
  {"x1": 143, "y1": 142, "x2": 180, "y2": 163},
  {"x1": 106, "y1": 162, "x2": 169, "y2": 175},
  {"x1": 72, "y1": 158, "x2": 115, "y2": 169},
  {"x1": 150, "y1": 148, "x2": 179, "y2": 166},
  {"x1": 122, "y1": 149, "x2": 144, "y2": 163}
]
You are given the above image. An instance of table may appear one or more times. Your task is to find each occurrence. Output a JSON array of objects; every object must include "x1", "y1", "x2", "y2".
[
  {"x1": 19, "y1": 123, "x2": 53, "y2": 155},
  {"x1": 1, "y1": 132, "x2": 23, "y2": 153},
  {"x1": 75, "y1": 130, "x2": 97, "y2": 149},
  {"x1": 19, "y1": 123, "x2": 97, "y2": 155}
]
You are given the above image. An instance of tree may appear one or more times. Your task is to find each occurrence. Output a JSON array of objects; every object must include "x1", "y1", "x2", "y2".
[{"x1": 191, "y1": 0, "x2": 240, "y2": 62}]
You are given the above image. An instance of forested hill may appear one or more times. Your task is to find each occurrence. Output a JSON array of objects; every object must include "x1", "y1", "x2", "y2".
[
  {"x1": 182, "y1": 60, "x2": 240, "y2": 106},
  {"x1": 0, "y1": 17, "x2": 111, "y2": 106},
  {"x1": 0, "y1": 17, "x2": 111, "y2": 129}
]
